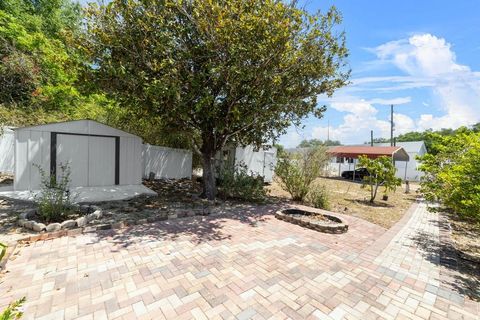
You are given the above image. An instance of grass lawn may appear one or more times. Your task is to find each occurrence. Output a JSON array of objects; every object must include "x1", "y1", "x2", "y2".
[{"x1": 267, "y1": 177, "x2": 418, "y2": 229}]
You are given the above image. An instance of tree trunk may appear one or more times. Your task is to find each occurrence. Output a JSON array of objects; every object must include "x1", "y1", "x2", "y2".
[{"x1": 201, "y1": 149, "x2": 216, "y2": 200}]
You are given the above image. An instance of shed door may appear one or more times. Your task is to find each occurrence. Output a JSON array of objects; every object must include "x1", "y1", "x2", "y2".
[
  {"x1": 56, "y1": 134, "x2": 116, "y2": 187},
  {"x1": 57, "y1": 135, "x2": 89, "y2": 187},
  {"x1": 88, "y1": 136, "x2": 116, "y2": 186}
]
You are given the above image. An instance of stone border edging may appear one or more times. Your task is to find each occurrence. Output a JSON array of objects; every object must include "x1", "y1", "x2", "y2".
[
  {"x1": 275, "y1": 208, "x2": 348, "y2": 234},
  {"x1": 17, "y1": 206, "x2": 103, "y2": 232},
  {"x1": 15, "y1": 206, "x2": 214, "y2": 244}
]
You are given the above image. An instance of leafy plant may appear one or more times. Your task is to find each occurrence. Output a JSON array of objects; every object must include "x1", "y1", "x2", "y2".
[
  {"x1": 79, "y1": 0, "x2": 349, "y2": 199},
  {"x1": 34, "y1": 163, "x2": 75, "y2": 223},
  {"x1": 275, "y1": 146, "x2": 330, "y2": 201},
  {"x1": 358, "y1": 155, "x2": 401, "y2": 203},
  {"x1": 419, "y1": 130, "x2": 480, "y2": 221},
  {"x1": 0, "y1": 242, "x2": 6, "y2": 263},
  {"x1": 0, "y1": 297, "x2": 25, "y2": 320},
  {"x1": 306, "y1": 184, "x2": 330, "y2": 210},
  {"x1": 217, "y1": 163, "x2": 266, "y2": 202}
]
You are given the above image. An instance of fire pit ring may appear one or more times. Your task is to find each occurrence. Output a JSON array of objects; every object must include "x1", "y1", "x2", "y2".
[{"x1": 276, "y1": 208, "x2": 348, "y2": 234}]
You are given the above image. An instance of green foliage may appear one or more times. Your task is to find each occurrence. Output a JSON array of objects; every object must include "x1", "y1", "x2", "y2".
[
  {"x1": 275, "y1": 146, "x2": 329, "y2": 201},
  {"x1": 367, "y1": 123, "x2": 480, "y2": 153},
  {"x1": 80, "y1": 0, "x2": 349, "y2": 199},
  {"x1": 298, "y1": 139, "x2": 341, "y2": 148},
  {"x1": 306, "y1": 184, "x2": 330, "y2": 210},
  {"x1": 419, "y1": 131, "x2": 480, "y2": 221},
  {"x1": 358, "y1": 155, "x2": 401, "y2": 203},
  {"x1": 34, "y1": 163, "x2": 75, "y2": 223},
  {"x1": 0, "y1": 297, "x2": 25, "y2": 320},
  {"x1": 217, "y1": 163, "x2": 266, "y2": 202},
  {"x1": 0, "y1": 242, "x2": 6, "y2": 263}
]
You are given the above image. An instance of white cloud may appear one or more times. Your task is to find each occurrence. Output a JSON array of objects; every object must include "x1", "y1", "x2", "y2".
[
  {"x1": 311, "y1": 98, "x2": 415, "y2": 144},
  {"x1": 373, "y1": 33, "x2": 480, "y2": 130}
]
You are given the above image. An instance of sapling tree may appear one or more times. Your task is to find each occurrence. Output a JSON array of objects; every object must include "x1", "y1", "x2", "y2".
[
  {"x1": 358, "y1": 155, "x2": 401, "y2": 203},
  {"x1": 79, "y1": 0, "x2": 349, "y2": 199}
]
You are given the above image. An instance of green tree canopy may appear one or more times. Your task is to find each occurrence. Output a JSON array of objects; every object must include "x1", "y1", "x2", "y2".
[
  {"x1": 419, "y1": 130, "x2": 480, "y2": 221},
  {"x1": 80, "y1": 0, "x2": 350, "y2": 199},
  {"x1": 358, "y1": 155, "x2": 401, "y2": 203},
  {"x1": 298, "y1": 138, "x2": 341, "y2": 148}
]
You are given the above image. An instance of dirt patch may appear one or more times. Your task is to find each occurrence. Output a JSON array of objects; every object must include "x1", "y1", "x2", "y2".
[
  {"x1": 448, "y1": 214, "x2": 480, "y2": 263},
  {"x1": 267, "y1": 177, "x2": 417, "y2": 229}
]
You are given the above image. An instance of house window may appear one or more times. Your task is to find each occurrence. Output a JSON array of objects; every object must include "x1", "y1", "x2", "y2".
[
  {"x1": 347, "y1": 157, "x2": 354, "y2": 164},
  {"x1": 336, "y1": 157, "x2": 344, "y2": 163}
]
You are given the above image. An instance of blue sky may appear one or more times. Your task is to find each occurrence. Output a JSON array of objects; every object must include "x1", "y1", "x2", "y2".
[
  {"x1": 279, "y1": 0, "x2": 480, "y2": 147},
  {"x1": 79, "y1": 1, "x2": 480, "y2": 147}
]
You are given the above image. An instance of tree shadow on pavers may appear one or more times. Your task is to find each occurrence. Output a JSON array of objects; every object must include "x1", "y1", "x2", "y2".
[
  {"x1": 0, "y1": 197, "x2": 35, "y2": 237},
  {"x1": 90, "y1": 204, "x2": 280, "y2": 249},
  {"x1": 410, "y1": 230, "x2": 480, "y2": 301}
]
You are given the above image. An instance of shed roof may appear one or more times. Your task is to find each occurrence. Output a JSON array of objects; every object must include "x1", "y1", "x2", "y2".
[
  {"x1": 374, "y1": 141, "x2": 426, "y2": 153},
  {"x1": 327, "y1": 145, "x2": 409, "y2": 161},
  {"x1": 14, "y1": 120, "x2": 140, "y2": 139}
]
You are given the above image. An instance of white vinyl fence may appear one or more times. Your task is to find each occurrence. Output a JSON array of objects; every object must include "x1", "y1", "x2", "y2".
[
  {"x1": 142, "y1": 144, "x2": 192, "y2": 179},
  {"x1": 0, "y1": 127, "x2": 14, "y2": 174}
]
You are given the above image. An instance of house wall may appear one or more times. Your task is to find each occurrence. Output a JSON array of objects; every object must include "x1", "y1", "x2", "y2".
[
  {"x1": 143, "y1": 144, "x2": 192, "y2": 179},
  {"x1": 0, "y1": 127, "x2": 15, "y2": 174}
]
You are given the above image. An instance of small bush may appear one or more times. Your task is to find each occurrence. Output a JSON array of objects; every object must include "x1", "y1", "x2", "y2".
[
  {"x1": 306, "y1": 185, "x2": 330, "y2": 210},
  {"x1": 0, "y1": 242, "x2": 6, "y2": 263},
  {"x1": 34, "y1": 163, "x2": 75, "y2": 223},
  {"x1": 217, "y1": 163, "x2": 266, "y2": 202},
  {"x1": 0, "y1": 297, "x2": 25, "y2": 320},
  {"x1": 275, "y1": 146, "x2": 329, "y2": 201}
]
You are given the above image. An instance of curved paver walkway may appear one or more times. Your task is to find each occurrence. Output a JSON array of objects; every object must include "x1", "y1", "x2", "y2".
[{"x1": 0, "y1": 202, "x2": 478, "y2": 319}]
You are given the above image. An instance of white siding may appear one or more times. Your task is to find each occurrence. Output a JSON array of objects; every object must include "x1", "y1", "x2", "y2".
[
  {"x1": 0, "y1": 128, "x2": 14, "y2": 173},
  {"x1": 143, "y1": 144, "x2": 192, "y2": 179},
  {"x1": 233, "y1": 146, "x2": 277, "y2": 183},
  {"x1": 14, "y1": 120, "x2": 143, "y2": 190}
]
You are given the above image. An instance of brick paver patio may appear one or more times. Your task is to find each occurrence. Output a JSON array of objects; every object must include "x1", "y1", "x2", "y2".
[{"x1": 0, "y1": 201, "x2": 478, "y2": 319}]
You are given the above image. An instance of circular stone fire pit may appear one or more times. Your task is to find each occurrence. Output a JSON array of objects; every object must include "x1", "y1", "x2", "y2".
[{"x1": 276, "y1": 208, "x2": 348, "y2": 234}]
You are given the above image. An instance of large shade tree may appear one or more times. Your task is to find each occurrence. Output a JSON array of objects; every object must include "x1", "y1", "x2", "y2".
[{"x1": 79, "y1": 0, "x2": 349, "y2": 199}]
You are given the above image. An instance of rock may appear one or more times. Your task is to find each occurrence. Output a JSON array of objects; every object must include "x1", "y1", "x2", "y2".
[
  {"x1": 61, "y1": 220, "x2": 77, "y2": 229},
  {"x1": 32, "y1": 222, "x2": 46, "y2": 232},
  {"x1": 24, "y1": 220, "x2": 34, "y2": 230},
  {"x1": 17, "y1": 219, "x2": 28, "y2": 227},
  {"x1": 20, "y1": 209, "x2": 36, "y2": 220},
  {"x1": 76, "y1": 216, "x2": 87, "y2": 227},
  {"x1": 46, "y1": 223, "x2": 61, "y2": 232},
  {"x1": 91, "y1": 210, "x2": 102, "y2": 219}
]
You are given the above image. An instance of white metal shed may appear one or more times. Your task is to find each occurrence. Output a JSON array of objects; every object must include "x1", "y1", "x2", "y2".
[{"x1": 14, "y1": 120, "x2": 143, "y2": 191}]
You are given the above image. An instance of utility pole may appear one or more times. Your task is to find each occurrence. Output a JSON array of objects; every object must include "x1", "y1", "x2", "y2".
[
  {"x1": 370, "y1": 130, "x2": 374, "y2": 146},
  {"x1": 390, "y1": 104, "x2": 394, "y2": 146},
  {"x1": 327, "y1": 119, "x2": 330, "y2": 144}
]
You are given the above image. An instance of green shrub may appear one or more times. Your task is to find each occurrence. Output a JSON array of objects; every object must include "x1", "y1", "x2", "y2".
[
  {"x1": 0, "y1": 242, "x2": 6, "y2": 263},
  {"x1": 358, "y1": 155, "x2": 401, "y2": 203},
  {"x1": 217, "y1": 163, "x2": 266, "y2": 202},
  {"x1": 0, "y1": 297, "x2": 25, "y2": 320},
  {"x1": 419, "y1": 130, "x2": 480, "y2": 221},
  {"x1": 306, "y1": 184, "x2": 330, "y2": 210},
  {"x1": 34, "y1": 163, "x2": 75, "y2": 223},
  {"x1": 274, "y1": 146, "x2": 329, "y2": 201}
]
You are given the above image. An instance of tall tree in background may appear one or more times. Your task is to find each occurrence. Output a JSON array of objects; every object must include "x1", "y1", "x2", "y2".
[{"x1": 80, "y1": 0, "x2": 349, "y2": 199}]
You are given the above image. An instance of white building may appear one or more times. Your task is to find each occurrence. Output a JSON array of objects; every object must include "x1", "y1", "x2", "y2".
[
  {"x1": 13, "y1": 120, "x2": 143, "y2": 191},
  {"x1": 216, "y1": 145, "x2": 277, "y2": 183},
  {"x1": 326, "y1": 141, "x2": 427, "y2": 181},
  {"x1": 374, "y1": 141, "x2": 427, "y2": 181}
]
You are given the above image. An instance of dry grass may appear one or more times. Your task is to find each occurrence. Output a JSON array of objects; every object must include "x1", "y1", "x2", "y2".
[{"x1": 267, "y1": 177, "x2": 418, "y2": 229}]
